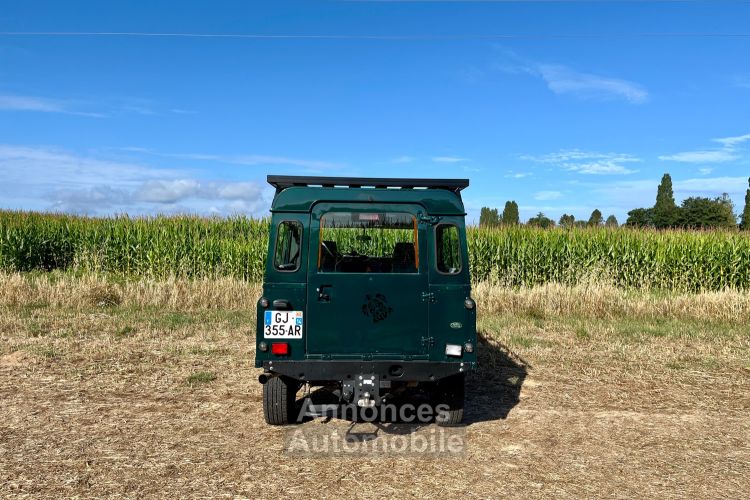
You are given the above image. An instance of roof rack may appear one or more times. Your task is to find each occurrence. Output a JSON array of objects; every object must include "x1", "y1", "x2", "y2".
[{"x1": 267, "y1": 175, "x2": 469, "y2": 194}]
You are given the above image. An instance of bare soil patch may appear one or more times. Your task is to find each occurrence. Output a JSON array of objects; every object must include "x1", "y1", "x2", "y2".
[{"x1": 1, "y1": 295, "x2": 748, "y2": 498}]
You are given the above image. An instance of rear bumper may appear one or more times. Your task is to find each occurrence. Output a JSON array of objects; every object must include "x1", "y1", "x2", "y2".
[{"x1": 261, "y1": 360, "x2": 476, "y2": 383}]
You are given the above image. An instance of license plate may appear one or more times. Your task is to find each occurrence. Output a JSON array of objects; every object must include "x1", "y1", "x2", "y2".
[{"x1": 264, "y1": 310, "x2": 303, "y2": 339}]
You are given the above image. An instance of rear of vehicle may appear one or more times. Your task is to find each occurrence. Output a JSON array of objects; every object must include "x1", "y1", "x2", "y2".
[{"x1": 255, "y1": 176, "x2": 477, "y2": 425}]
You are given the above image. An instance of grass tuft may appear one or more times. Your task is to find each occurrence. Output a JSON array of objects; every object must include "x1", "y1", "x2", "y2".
[
  {"x1": 186, "y1": 371, "x2": 216, "y2": 386},
  {"x1": 116, "y1": 326, "x2": 136, "y2": 338}
]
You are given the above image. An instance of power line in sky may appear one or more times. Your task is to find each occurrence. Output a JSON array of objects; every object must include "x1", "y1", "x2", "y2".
[{"x1": 2, "y1": 31, "x2": 750, "y2": 40}]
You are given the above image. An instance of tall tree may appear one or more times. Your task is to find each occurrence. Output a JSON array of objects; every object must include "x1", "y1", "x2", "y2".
[
  {"x1": 559, "y1": 213, "x2": 575, "y2": 228},
  {"x1": 527, "y1": 212, "x2": 555, "y2": 229},
  {"x1": 626, "y1": 208, "x2": 654, "y2": 227},
  {"x1": 588, "y1": 209, "x2": 603, "y2": 227},
  {"x1": 679, "y1": 195, "x2": 736, "y2": 229},
  {"x1": 653, "y1": 173, "x2": 679, "y2": 228},
  {"x1": 479, "y1": 207, "x2": 500, "y2": 227},
  {"x1": 741, "y1": 177, "x2": 750, "y2": 230},
  {"x1": 605, "y1": 215, "x2": 619, "y2": 228},
  {"x1": 502, "y1": 200, "x2": 520, "y2": 225}
]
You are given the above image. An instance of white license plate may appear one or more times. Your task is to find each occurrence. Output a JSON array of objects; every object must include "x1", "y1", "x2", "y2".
[{"x1": 264, "y1": 310, "x2": 303, "y2": 339}]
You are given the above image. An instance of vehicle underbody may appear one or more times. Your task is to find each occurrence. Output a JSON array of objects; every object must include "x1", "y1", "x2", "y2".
[{"x1": 260, "y1": 363, "x2": 468, "y2": 426}]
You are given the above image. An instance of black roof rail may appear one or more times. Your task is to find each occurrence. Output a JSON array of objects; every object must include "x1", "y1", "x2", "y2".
[{"x1": 267, "y1": 175, "x2": 469, "y2": 194}]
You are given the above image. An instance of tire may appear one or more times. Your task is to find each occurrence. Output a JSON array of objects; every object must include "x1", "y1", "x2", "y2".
[
  {"x1": 263, "y1": 376, "x2": 298, "y2": 425},
  {"x1": 434, "y1": 373, "x2": 465, "y2": 427}
]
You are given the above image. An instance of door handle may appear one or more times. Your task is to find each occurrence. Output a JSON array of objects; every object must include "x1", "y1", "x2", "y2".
[
  {"x1": 272, "y1": 299, "x2": 291, "y2": 310},
  {"x1": 317, "y1": 284, "x2": 332, "y2": 302}
]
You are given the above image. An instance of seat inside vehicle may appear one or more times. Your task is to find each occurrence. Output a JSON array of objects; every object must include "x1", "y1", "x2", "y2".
[
  {"x1": 319, "y1": 240, "x2": 338, "y2": 271},
  {"x1": 392, "y1": 242, "x2": 416, "y2": 273}
]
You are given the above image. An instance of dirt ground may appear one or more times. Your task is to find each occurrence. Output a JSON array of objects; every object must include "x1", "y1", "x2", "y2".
[{"x1": 1, "y1": 301, "x2": 749, "y2": 498}]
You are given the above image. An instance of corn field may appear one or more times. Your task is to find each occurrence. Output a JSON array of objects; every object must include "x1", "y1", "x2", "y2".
[
  {"x1": 0, "y1": 211, "x2": 268, "y2": 282},
  {"x1": 2, "y1": 210, "x2": 750, "y2": 291}
]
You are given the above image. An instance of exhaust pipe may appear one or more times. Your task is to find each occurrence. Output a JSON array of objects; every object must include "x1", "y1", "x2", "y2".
[{"x1": 258, "y1": 374, "x2": 270, "y2": 384}]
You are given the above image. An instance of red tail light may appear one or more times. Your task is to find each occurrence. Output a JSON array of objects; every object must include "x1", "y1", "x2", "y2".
[{"x1": 271, "y1": 342, "x2": 289, "y2": 355}]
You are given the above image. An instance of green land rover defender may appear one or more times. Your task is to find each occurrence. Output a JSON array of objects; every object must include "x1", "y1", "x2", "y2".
[{"x1": 256, "y1": 176, "x2": 477, "y2": 426}]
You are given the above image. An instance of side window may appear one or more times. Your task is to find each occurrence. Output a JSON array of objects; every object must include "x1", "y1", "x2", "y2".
[
  {"x1": 274, "y1": 221, "x2": 302, "y2": 272},
  {"x1": 435, "y1": 224, "x2": 461, "y2": 274}
]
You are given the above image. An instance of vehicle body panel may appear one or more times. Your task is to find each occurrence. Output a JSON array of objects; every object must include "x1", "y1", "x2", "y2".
[{"x1": 255, "y1": 176, "x2": 476, "y2": 378}]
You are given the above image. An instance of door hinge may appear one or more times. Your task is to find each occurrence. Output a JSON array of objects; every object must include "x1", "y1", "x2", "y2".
[
  {"x1": 418, "y1": 212, "x2": 442, "y2": 225},
  {"x1": 421, "y1": 336, "x2": 435, "y2": 348},
  {"x1": 421, "y1": 291, "x2": 437, "y2": 303}
]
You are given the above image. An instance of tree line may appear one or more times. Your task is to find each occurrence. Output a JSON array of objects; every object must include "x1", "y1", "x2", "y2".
[
  {"x1": 479, "y1": 175, "x2": 750, "y2": 230},
  {"x1": 480, "y1": 202, "x2": 618, "y2": 229},
  {"x1": 626, "y1": 174, "x2": 750, "y2": 229}
]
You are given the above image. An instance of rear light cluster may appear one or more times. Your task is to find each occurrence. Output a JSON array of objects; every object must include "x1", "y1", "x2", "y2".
[
  {"x1": 445, "y1": 343, "x2": 474, "y2": 357},
  {"x1": 271, "y1": 342, "x2": 289, "y2": 355},
  {"x1": 258, "y1": 341, "x2": 289, "y2": 355}
]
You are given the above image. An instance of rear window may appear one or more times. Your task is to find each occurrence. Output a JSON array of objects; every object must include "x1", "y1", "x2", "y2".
[
  {"x1": 318, "y1": 212, "x2": 418, "y2": 273},
  {"x1": 436, "y1": 224, "x2": 461, "y2": 274},
  {"x1": 274, "y1": 221, "x2": 302, "y2": 271}
]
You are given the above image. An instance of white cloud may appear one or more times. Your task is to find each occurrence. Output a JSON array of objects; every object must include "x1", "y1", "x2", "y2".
[
  {"x1": 658, "y1": 150, "x2": 738, "y2": 163},
  {"x1": 0, "y1": 94, "x2": 104, "y2": 117},
  {"x1": 0, "y1": 93, "x2": 198, "y2": 118},
  {"x1": 505, "y1": 172, "x2": 531, "y2": 179},
  {"x1": 0, "y1": 145, "x2": 181, "y2": 188},
  {"x1": 537, "y1": 64, "x2": 649, "y2": 104},
  {"x1": 215, "y1": 182, "x2": 264, "y2": 200},
  {"x1": 223, "y1": 198, "x2": 267, "y2": 214},
  {"x1": 534, "y1": 190, "x2": 563, "y2": 201},
  {"x1": 659, "y1": 132, "x2": 750, "y2": 164},
  {"x1": 674, "y1": 176, "x2": 749, "y2": 196},
  {"x1": 432, "y1": 156, "x2": 469, "y2": 163},
  {"x1": 568, "y1": 162, "x2": 637, "y2": 175},
  {"x1": 521, "y1": 150, "x2": 639, "y2": 175},
  {"x1": 699, "y1": 168, "x2": 714, "y2": 175},
  {"x1": 49, "y1": 186, "x2": 129, "y2": 213},
  {"x1": 0, "y1": 94, "x2": 66, "y2": 112},
  {"x1": 0, "y1": 145, "x2": 270, "y2": 216},
  {"x1": 136, "y1": 180, "x2": 201, "y2": 203},
  {"x1": 714, "y1": 133, "x2": 750, "y2": 148},
  {"x1": 494, "y1": 51, "x2": 648, "y2": 104}
]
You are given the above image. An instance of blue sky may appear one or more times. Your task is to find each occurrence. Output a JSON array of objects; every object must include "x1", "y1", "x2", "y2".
[{"x1": 1, "y1": 0, "x2": 749, "y2": 224}]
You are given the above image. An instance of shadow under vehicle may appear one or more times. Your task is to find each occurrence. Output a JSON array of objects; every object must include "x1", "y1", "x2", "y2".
[{"x1": 291, "y1": 330, "x2": 528, "y2": 437}]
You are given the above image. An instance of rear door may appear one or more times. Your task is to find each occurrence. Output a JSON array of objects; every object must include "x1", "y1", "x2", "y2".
[
  {"x1": 427, "y1": 217, "x2": 476, "y2": 362},
  {"x1": 305, "y1": 203, "x2": 429, "y2": 358}
]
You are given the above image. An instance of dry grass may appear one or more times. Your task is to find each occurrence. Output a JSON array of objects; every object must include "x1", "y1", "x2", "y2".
[
  {"x1": 0, "y1": 272, "x2": 261, "y2": 310},
  {"x1": 476, "y1": 280, "x2": 750, "y2": 323},
  {"x1": 4, "y1": 272, "x2": 750, "y2": 322},
  {"x1": 1, "y1": 274, "x2": 749, "y2": 497},
  {"x1": 0, "y1": 273, "x2": 750, "y2": 323}
]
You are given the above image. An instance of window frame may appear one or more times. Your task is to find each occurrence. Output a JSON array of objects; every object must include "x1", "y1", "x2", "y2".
[
  {"x1": 273, "y1": 220, "x2": 303, "y2": 273},
  {"x1": 434, "y1": 223, "x2": 462, "y2": 275}
]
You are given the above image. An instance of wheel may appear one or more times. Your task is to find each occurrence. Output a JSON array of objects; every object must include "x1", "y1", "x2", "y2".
[
  {"x1": 263, "y1": 376, "x2": 298, "y2": 425},
  {"x1": 434, "y1": 373, "x2": 465, "y2": 426}
]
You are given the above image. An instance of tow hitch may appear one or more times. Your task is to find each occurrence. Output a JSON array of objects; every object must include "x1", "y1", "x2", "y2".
[{"x1": 349, "y1": 374, "x2": 380, "y2": 408}]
